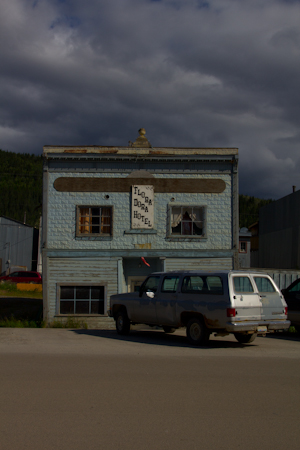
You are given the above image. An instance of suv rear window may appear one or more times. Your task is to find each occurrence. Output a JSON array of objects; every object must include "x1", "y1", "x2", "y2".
[{"x1": 254, "y1": 277, "x2": 275, "y2": 292}]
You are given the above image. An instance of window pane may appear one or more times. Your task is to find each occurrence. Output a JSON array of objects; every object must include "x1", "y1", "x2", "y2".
[
  {"x1": 78, "y1": 206, "x2": 111, "y2": 235},
  {"x1": 193, "y1": 222, "x2": 203, "y2": 235},
  {"x1": 171, "y1": 206, "x2": 204, "y2": 236},
  {"x1": 289, "y1": 280, "x2": 300, "y2": 292},
  {"x1": 102, "y1": 207, "x2": 111, "y2": 217},
  {"x1": 76, "y1": 287, "x2": 89, "y2": 299},
  {"x1": 181, "y1": 276, "x2": 222, "y2": 294},
  {"x1": 254, "y1": 277, "x2": 275, "y2": 292},
  {"x1": 91, "y1": 286, "x2": 104, "y2": 299},
  {"x1": 60, "y1": 287, "x2": 75, "y2": 299},
  {"x1": 207, "y1": 277, "x2": 223, "y2": 294},
  {"x1": 240, "y1": 242, "x2": 247, "y2": 252},
  {"x1": 92, "y1": 225, "x2": 101, "y2": 233},
  {"x1": 79, "y1": 207, "x2": 91, "y2": 234},
  {"x1": 91, "y1": 300, "x2": 104, "y2": 314},
  {"x1": 91, "y1": 207, "x2": 100, "y2": 216},
  {"x1": 233, "y1": 277, "x2": 254, "y2": 293},
  {"x1": 144, "y1": 276, "x2": 160, "y2": 292},
  {"x1": 181, "y1": 210, "x2": 193, "y2": 235},
  {"x1": 60, "y1": 301, "x2": 74, "y2": 314},
  {"x1": 59, "y1": 285, "x2": 105, "y2": 315},
  {"x1": 182, "y1": 276, "x2": 203, "y2": 293},
  {"x1": 75, "y1": 301, "x2": 89, "y2": 314},
  {"x1": 162, "y1": 276, "x2": 180, "y2": 293}
]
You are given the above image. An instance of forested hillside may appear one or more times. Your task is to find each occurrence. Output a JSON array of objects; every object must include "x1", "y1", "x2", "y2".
[
  {"x1": 239, "y1": 195, "x2": 273, "y2": 228},
  {"x1": 0, "y1": 149, "x2": 42, "y2": 227},
  {"x1": 0, "y1": 149, "x2": 273, "y2": 229}
]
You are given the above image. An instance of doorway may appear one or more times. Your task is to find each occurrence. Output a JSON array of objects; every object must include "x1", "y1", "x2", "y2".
[{"x1": 128, "y1": 276, "x2": 145, "y2": 292}]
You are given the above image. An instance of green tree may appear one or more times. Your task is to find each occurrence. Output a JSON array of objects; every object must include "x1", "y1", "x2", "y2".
[{"x1": 0, "y1": 149, "x2": 43, "y2": 227}]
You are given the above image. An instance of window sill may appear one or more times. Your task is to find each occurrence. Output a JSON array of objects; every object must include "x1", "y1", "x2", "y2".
[
  {"x1": 75, "y1": 236, "x2": 113, "y2": 241},
  {"x1": 55, "y1": 314, "x2": 108, "y2": 317},
  {"x1": 124, "y1": 229, "x2": 157, "y2": 234},
  {"x1": 166, "y1": 235, "x2": 207, "y2": 241}
]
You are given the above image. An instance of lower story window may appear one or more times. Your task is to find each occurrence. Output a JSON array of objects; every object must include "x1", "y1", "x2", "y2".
[
  {"x1": 170, "y1": 206, "x2": 206, "y2": 236},
  {"x1": 59, "y1": 285, "x2": 105, "y2": 314}
]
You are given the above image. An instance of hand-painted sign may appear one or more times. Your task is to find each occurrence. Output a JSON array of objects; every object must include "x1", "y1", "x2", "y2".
[{"x1": 131, "y1": 185, "x2": 154, "y2": 229}]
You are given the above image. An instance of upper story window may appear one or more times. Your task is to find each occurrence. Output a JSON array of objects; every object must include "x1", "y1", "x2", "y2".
[
  {"x1": 77, "y1": 206, "x2": 112, "y2": 236},
  {"x1": 170, "y1": 206, "x2": 206, "y2": 237}
]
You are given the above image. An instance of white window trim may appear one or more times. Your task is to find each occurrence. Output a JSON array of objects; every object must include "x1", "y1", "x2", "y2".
[
  {"x1": 76, "y1": 205, "x2": 113, "y2": 238},
  {"x1": 167, "y1": 204, "x2": 207, "y2": 239}
]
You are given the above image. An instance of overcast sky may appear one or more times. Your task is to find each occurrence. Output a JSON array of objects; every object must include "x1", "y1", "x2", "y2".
[{"x1": 1, "y1": 0, "x2": 300, "y2": 199}]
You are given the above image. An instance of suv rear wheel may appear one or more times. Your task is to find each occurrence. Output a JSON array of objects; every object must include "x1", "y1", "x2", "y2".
[{"x1": 186, "y1": 318, "x2": 210, "y2": 345}]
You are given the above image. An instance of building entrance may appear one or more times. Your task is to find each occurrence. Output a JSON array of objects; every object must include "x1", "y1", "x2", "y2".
[{"x1": 123, "y1": 257, "x2": 163, "y2": 292}]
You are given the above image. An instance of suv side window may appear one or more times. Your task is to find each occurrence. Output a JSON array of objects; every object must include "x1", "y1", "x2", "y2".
[
  {"x1": 141, "y1": 276, "x2": 160, "y2": 294},
  {"x1": 181, "y1": 276, "x2": 223, "y2": 294},
  {"x1": 233, "y1": 276, "x2": 254, "y2": 293},
  {"x1": 161, "y1": 276, "x2": 180, "y2": 293},
  {"x1": 288, "y1": 279, "x2": 300, "y2": 292}
]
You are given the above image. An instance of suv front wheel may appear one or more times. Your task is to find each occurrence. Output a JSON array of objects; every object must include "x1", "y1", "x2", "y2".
[{"x1": 116, "y1": 310, "x2": 131, "y2": 335}]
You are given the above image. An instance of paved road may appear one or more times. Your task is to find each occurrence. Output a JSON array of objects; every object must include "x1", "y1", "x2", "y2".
[{"x1": 0, "y1": 327, "x2": 299, "y2": 450}]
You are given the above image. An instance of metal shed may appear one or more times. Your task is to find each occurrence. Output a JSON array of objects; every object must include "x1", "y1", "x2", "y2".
[{"x1": 0, "y1": 216, "x2": 39, "y2": 274}]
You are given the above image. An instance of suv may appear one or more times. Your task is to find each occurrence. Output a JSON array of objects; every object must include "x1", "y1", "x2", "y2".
[
  {"x1": 281, "y1": 278, "x2": 300, "y2": 330},
  {"x1": 0, "y1": 271, "x2": 42, "y2": 284},
  {"x1": 108, "y1": 270, "x2": 290, "y2": 345}
]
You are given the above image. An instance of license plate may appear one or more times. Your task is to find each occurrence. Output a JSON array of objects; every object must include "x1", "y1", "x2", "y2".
[{"x1": 257, "y1": 326, "x2": 267, "y2": 333}]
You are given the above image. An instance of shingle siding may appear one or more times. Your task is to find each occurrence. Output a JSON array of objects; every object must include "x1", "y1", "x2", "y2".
[{"x1": 47, "y1": 172, "x2": 233, "y2": 251}]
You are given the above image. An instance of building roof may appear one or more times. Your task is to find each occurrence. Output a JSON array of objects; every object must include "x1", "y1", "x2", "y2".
[{"x1": 43, "y1": 129, "x2": 238, "y2": 158}]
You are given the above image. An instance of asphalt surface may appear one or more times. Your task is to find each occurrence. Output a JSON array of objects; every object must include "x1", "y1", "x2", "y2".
[{"x1": 0, "y1": 327, "x2": 299, "y2": 450}]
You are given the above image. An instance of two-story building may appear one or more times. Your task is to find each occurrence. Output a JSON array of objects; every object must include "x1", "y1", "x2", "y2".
[{"x1": 42, "y1": 129, "x2": 239, "y2": 327}]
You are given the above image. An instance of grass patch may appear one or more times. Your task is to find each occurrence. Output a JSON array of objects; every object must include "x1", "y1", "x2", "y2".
[
  {"x1": 0, "y1": 316, "x2": 45, "y2": 328},
  {"x1": 0, "y1": 282, "x2": 43, "y2": 299},
  {"x1": 288, "y1": 325, "x2": 299, "y2": 334}
]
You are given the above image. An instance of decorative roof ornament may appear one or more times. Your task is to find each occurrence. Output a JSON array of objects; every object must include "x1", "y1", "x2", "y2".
[{"x1": 130, "y1": 128, "x2": 152, "y2": 148}]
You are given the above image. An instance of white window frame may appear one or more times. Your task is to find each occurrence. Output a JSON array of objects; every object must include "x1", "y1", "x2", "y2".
[
  {"x1": 168, "y1": 205, "x2": 207, "y2": 238},
  {"x1": 76, "y1": 206, "x2": 113, "y2": 237}
]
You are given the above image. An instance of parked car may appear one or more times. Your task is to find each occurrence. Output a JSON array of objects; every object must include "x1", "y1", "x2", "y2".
[
  {"x1": 108, "y1": 270, "x2": 290, "y2": 345},
  {"x1": 0, "y1": 271, "x2": 42, "y2": 284},
  {"x1": 281, "y1": 278, "x2": 300, "y2": 329}
]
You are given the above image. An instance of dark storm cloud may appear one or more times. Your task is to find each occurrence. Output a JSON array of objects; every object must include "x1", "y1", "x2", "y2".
[{"x1": 0, "y1": 0, "x2": 300, "y2": 199}]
